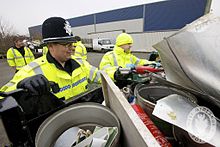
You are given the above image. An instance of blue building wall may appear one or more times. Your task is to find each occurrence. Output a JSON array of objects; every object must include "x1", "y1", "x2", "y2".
[
  {"x1": 144, "y1": 0, "x2": 207, "y2": 31},
  {"x1": 29, "y1": 0, "x2": 208, "y2": 38},
  {"x1": 96, "y1": 5, "x2": 143, "y2": 24},
  {"x1": 67, "y1": 14, "x2": 94, "y2": 27}
]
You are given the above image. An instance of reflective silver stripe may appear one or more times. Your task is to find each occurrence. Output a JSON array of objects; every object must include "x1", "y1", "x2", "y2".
[
  {"x1": 112, "y1": 53, "x2": 118, "y2": 66},
  {"x1": 11, "y1": 48, "x2": 17, "y2": 58},
  {"x1": 28, "y1": 62, "x2": 39, "y2": 68},
  {"x1": 75, "y1": 58, "x2": 83, "y2": 64},
  {"x1": 24, "y1": 56, "x2": 33, "y2": 58},
  {"x1": 16, "y1": 65, "x2": 24, "y2": 68},
  {"x1": 102, "y1": 64, "x2": 111, "y2": 70},
  {"x1": 7, "y1": 58, "x2": 14, "y2": 60},
  {"x1": 28, "y1": 62, "x2": 44, "y2": 74},
  {"x1": 4, "y1": 81, "x2": 15, "y2": 87},
  {"x1": 14, "y1": 56, "x2": 23, "y2": 59},
  {"x1": 134, "y1": 58, "x2": 140, "y2": 65},
  {"x1": 11, "y1": 48, "x2": 23, "y2": 59},
  {"x1": 89, "y1": 66, "x2": 97, "y2": 81},
  {"x1": 75, "y1": 51, "x2": 83, "y2": 55},
  {"x1": 94, "y1": 70, "x2": 101, "y2": 82},
  {"x1": 34, "y1": 66, "x2": 44, "y2": 74},
  {"x1": 130, "y1": 57, "x2": 133, "y2": 63},
  {"x1": 26, "y1": 48, "x2": 34, "y2": 59},
  {"x1": 26, "y1": 48, "x2": 31, "y2": 58}
]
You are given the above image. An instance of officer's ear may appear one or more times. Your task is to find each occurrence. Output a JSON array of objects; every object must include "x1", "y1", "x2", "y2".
[
  {"x1": 48, "y1": 43, "x2": 57, "y2": 49},
  {"x1": 47, "y1": 43, "x2": 53, "y2": 48},
  {"x1": 47, "y1": 43, "x2": 55, "y2": 52}
]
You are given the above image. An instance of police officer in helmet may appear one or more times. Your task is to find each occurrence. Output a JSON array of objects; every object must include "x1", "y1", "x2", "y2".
[{"x1": 1, "y1": 17, "x2": 102, "y2": 102}]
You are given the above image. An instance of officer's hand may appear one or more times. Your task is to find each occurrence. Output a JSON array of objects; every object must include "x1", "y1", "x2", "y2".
[
  {"x1": 114, "y1": 67, "x2": 131, "y2": 81},
  {"x1": 17, "y1": 74, "x2": 50, "y2": 95},
  {"x1": 151, "y1": 62, "x2": 162, "y2": 68},
  {"x1": 144, "y1": 62, "x2": 162, "y2": 68},
  {"x1": 126, "y1": 64, "x2": 135, "y2": 68},
  {"x1": 114, "y1": 67, "x2": 121, "y2": 81}
]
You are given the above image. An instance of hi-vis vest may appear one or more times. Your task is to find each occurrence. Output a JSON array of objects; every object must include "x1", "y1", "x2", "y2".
[
  {"x1": 7, "y1": 47, "x2": 35, "y2": 70},
  {"x1": 1, "y1": 55, "x2": 101, "y2": 100},
  {"x1": 73, "y1": 41, "x2": 87, "y2": 60},
  {"x1": 99, "y1": 46, "x2": 154, "y2": 80},
  {"x1": 42, "y1": 46, "x2": 48, "y2": 55}
]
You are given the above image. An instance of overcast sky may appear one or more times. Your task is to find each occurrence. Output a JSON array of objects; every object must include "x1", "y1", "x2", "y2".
[{"x1": 0, "y1": 0, "x2": 164, "y2": 36}]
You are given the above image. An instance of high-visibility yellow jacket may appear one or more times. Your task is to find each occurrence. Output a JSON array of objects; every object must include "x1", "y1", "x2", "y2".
[
  {"x1": 42, "y1": 46, "x2": 48, "y2": 55},
  {"x1": 99, "y1": 46, "x2": 154, "y2": 80},
  {"x1": 73, "y1": 41, "x2": 87, "y2": 60},
  {"x1": 1, "y1": 55, "x2": 101, "y2": 100},
  {"x1": 7, "y1": 47, "x2": 35, "y2": 70}
]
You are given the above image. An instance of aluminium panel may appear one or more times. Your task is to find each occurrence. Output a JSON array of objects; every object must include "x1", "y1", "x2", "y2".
[
  {"x1": 131, "y1": 31, "x2": 177, "y2": 52},
  {"x1": 95, "y1": 19, "x2": 143, "y2": 33},
  {"x1": 71, "y1": 25, "x2": 95, "y2": 38}
]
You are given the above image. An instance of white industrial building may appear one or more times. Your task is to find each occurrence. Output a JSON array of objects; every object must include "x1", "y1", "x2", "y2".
[{"x1": 29, "y1": 0, "x2": 211, "y2": 52}]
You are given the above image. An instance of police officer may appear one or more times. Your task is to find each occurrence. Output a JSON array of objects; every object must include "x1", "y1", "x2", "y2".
[
  {"x1": 73, "y1": 36, "x2": 87, "y2": 60},
  {"x1": 99, "y1": 33, "x2": 155, "y2": 82},
  {"x1": 7, "y1": 36, "x2": 35, "y2": 72},
  {"x1": 1, "y1": 17, "x2": 101, "y2": 101}
]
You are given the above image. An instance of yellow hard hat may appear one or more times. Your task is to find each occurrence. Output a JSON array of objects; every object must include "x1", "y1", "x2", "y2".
[{"x1": 116, "y1": 33, "x2": 133, "y2": 46}]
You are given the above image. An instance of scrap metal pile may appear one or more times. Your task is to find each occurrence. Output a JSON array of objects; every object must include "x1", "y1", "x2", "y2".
[{"x1": 120, "y1": 13, "x2": 220, "y2": 146}]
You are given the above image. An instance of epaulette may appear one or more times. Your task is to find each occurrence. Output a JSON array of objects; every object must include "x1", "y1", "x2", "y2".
[
  {"x1": 72, "y1": 56, "x2": 84, "y2": 65},
  {"x1": 23, "y1": 57, "x2": 46, "y2": 72}
]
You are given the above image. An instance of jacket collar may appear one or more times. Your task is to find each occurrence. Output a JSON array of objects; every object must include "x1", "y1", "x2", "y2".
[
  {"x1": 113, "y1": 46, "x2": 131, "y2": 55},
  {"x1": 46, "y1": 51, "x2": 80, "y2": 75},
  {"x1": 76, "y1": 41, "x2": 82, "y2": 45},
  {"x1": 13, "y1": 46, "x2": 25, "y2": 50}
]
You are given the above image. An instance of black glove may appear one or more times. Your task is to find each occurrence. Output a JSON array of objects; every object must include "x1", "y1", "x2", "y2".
[
  {"x1": 17, "y1": 74, "x2": 50, "y2": 95},
  {"x1": 114, "y1": 67, "x2": 131, "y2": 81}
]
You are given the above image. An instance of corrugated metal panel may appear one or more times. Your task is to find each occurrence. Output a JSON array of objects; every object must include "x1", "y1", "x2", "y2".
[
  {"x1": 67, "y1": 14, "x2": 94, "y2": 27},
  {"x1": 72, "y1": 19, "x2": 143, "y2": 40},
  {"x1": 96, "y1": 5, "x2": 143, "y2": 24},
  {"x1": 96, "y1": 19, "x2": 143, "y2": 33},
  {"x1": 131, "y1": 31, "x2": 177, "y2": 52},
  {"x1": 211, "y1": 0, "x2": 220, "y2": 16},
  {"x1": 88, "y1": 30, "x2": 121, "y2": 41},
  {"x1": 71, "y1": 25, "x2": 95, "y2": 38},
  {"x1": 144, "y1": 0, "x2": 207, "y2": 31}
]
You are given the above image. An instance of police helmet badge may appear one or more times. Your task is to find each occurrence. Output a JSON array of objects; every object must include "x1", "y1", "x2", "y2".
[{"x1": 64, "y1": 21, "x2": 72, "y2": 35}]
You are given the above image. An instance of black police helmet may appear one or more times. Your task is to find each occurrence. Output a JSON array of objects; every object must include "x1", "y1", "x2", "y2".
[{"x1": 42, "y1": 17, "x2": 76, "y2": 44}]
